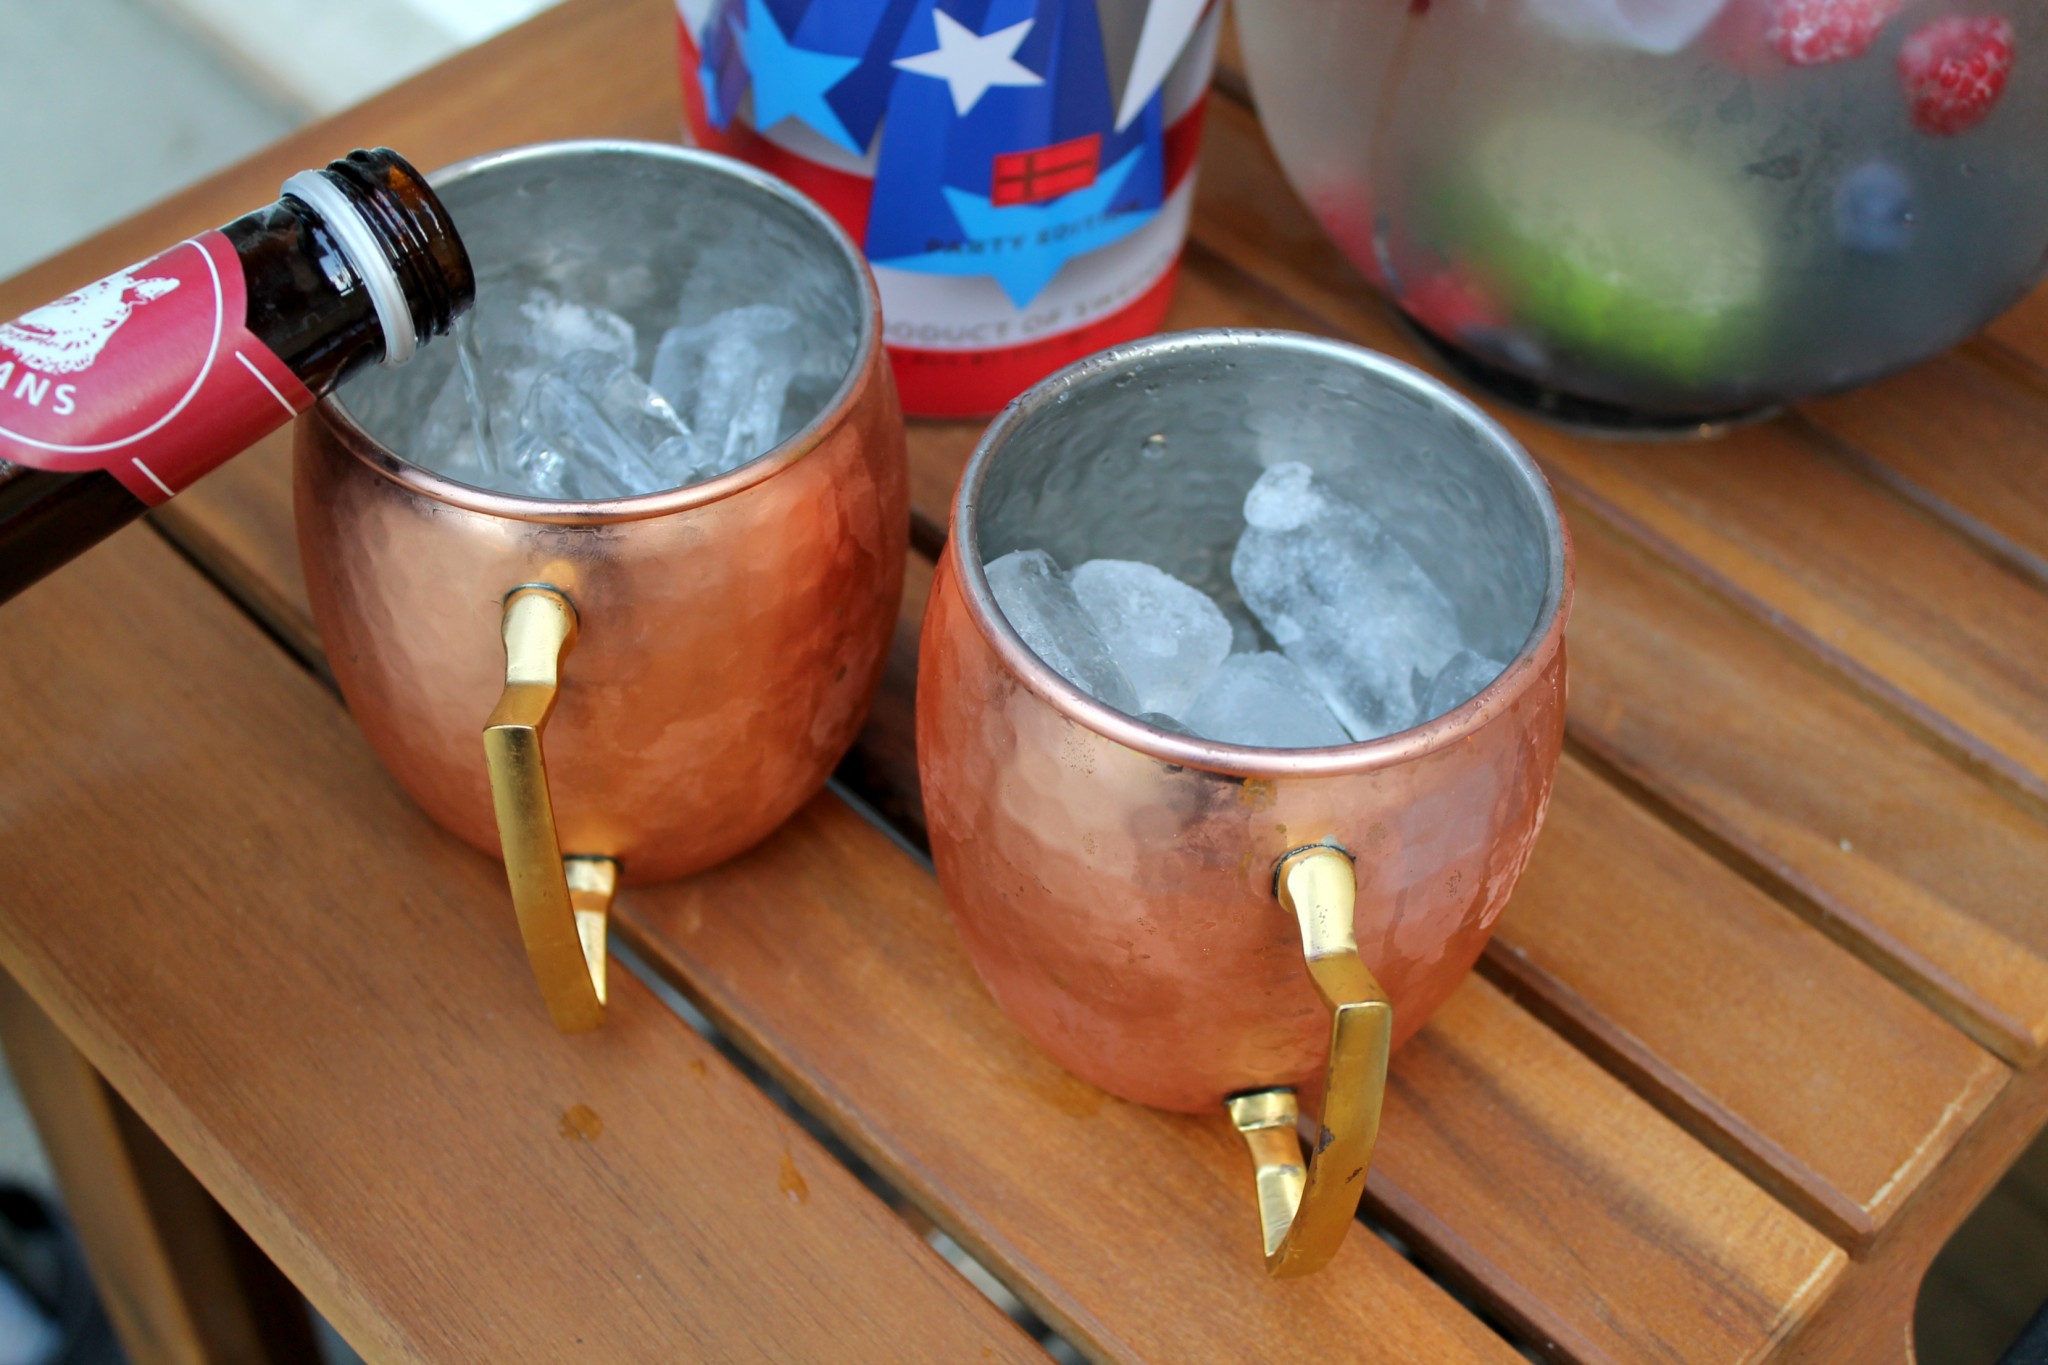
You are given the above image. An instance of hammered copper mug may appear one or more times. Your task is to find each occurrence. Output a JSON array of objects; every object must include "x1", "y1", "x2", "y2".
[
  {"x1": 918, "y1": 330, "x2": 1571, "y2": 1275},
  {"x1": 296, "y1": 142, "x2": 906, "y2": 1032}
]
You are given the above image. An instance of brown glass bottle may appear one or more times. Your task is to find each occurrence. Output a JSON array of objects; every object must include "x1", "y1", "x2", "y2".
[{"x1": 0, "y1": 148, "x2": 474, "y2": 603}]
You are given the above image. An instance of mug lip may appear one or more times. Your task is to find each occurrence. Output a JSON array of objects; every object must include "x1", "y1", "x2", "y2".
[
  {"x1": 316, "y1": 138, "x2": 882, "y2": 525},
  {"x1": 950, "y1": 328, "x2": 1575, "y2": 778}
]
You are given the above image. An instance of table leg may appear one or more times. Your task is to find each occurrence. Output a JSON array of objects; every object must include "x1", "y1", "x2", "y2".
[{"x1": 0, "y1": 971, "x2": 321, "y2": 1365}]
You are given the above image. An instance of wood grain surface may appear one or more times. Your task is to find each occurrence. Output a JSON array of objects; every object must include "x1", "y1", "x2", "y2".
[
  {"x1": 1986, "y1": 290, "x2": 2048, "y2": 374},
  {"x1": 0, "y1": 526, "x2": 1042, "y2": 1365},
  {"x1": 1496, "y1": 758, "x2": 2005, "y2": 1250},
  {"x1": 618, "y1": 764, "x2": 1843, "y2": 1363},
  {"x1": 1803, "y1": 349, "x2": 2048, "y2": 583},
  {"x1": 621, "y1": 797, "x2": 1520, "y2": 1364},
  {"x1": 1533, "y1": 414, "x2": 2048, "y2": 815},
  {"x1": 4, "y1": 0, "x2": 2046, "y2": 1359},
  {"x1": 0, "y1": 973, "x2": 319, "y2": 1365}
]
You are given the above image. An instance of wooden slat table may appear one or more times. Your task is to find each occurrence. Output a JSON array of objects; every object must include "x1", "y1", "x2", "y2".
[{"x1": 3, "y1": 1, "x2": 2045, "y2": 1359}]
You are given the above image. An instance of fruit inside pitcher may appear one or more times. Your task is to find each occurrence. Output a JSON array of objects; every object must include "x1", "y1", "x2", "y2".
[{"x1": 1242, "y1": 0, "x2": 2044, "y2": 420}]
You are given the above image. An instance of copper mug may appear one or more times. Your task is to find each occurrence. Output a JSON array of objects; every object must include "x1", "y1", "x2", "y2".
[
  {"x1": 917, "y1": 330, "x2": 1571, "y2": 1275},
  {"x1": 296, "y1": 142, "x2": 907, "y2": 1032}
]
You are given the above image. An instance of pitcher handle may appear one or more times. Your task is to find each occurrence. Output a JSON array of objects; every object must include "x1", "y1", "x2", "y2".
[
  {"x1": 1224, "y1": 844, "x2": 1392, "y2": 1278},
  {"x1": 482, "y1": 585, "x2": 616, "y2": 1033}
]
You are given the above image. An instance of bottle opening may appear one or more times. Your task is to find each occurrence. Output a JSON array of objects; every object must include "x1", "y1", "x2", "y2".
[
  {"x1": 281, "y1": 168, "x2": 420, "y2": 367},
  {"x1": 280, "y1": 149, "x2": 474, "y2": 368}
]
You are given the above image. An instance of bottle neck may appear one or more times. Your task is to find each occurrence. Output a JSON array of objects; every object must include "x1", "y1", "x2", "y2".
[
  {"x1": 231, "y1": 148, "x2": 474, "y2": 396},
  {"x1": 323, "y1": 149, "x2": 471, "y2": 349}
]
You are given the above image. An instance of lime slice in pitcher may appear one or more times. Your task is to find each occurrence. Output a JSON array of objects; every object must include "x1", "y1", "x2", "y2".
[{"x1": 1432, "y1": 111, "x2": 1770, "y2": 386}]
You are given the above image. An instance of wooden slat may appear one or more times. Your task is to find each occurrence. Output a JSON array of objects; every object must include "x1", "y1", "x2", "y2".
[
  {"x1": 0, "y1": 971, "x2": 320, "y2": 1365},
  {"x1": 1525, "y1": 413, "x2": 2048, "y2": 815},
  {"x1": 1564, "y1": 509, "x2": 2048, "y2": 1066},
  {"x1": 1372, "y1": 978, "x2": 1843, "y2": 1363},
  {"x1": 621, "y1": 799, "x2": 1521, "y2": 1363},
  {"x1": 1986, "y1": 289, "x2": 2048, "y2": 376},
  {"x1": 150, "y1": 438, "x2": 317, "y2": 671},
  {"x1": 1800, "y1": 349, "x2": 2048, "y2": 585},
  {"x1": 0, "y1": 964, "x2": 221, "y2": 1365},
  {"x1": 616, "y1": 800, "x2": 1842, "y2": 1364},
  {"x1": 0, "y1": 527, "x2": 1043, "y2": 1365},
  {"x1": 1777, "y1": 1060, "x2": 2048, "y2": 1361},
  {"x1": 1496, "y1": 759, "x2": 2005, "y2": 1249}
]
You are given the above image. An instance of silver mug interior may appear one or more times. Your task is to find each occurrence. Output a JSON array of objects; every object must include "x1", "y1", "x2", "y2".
[
  {"x1": 962, "y1": 327, "x2": 1569, "y2": 755},
  {"x1": 336, "y1": 139, "x2": 869, "y2": 503}
]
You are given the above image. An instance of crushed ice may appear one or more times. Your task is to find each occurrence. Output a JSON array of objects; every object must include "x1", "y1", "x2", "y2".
[
  {"x1": 985, "y1": 462, "x2": 1509, "y2": 748},
  {"x1": 397, "y1": 285, "x2": 844, "y2": 500}
]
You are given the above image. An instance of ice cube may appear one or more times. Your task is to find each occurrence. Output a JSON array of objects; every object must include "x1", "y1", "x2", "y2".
[
  {"x1": 1231, "y1": 462, "x2": 1465, "y2": 739},
  {"x1": 1243, "y1": 461, "x2": 1321, "y2": 532},
  {"x1": 1137, "y1": 711, "x2": 1193, "y2": 736},
  {"x1": 984, "y1": 550, "x2": 1141, "y2": 713},
  {"x1": 460, "y1": 287, "x2": 639, "y2": 473},
  {"x1": 1181, "y1": 652, "x2": 1352, "y2": 749},
  {"x1": 407, "y1": 362, "x2": 483, "y2": 475},
  {"x1": 1414, "y1": 649, "x2": 1507, "y2": 722},
  {"x1": 651, "y1": 304, "x2": 811, "y2": 478},
  {"x1": 1069, "y1": 559, "x2": 1233, "y2": 717},
  {"x1": 780, "y1": 371, "x2": 842, "y2": 438},
  {"x1": 503, "y1": 351, "x2": 692, "y2": 499},
  {"x1": 513, "y1": 289, "x2": 637, "y2": 366}
]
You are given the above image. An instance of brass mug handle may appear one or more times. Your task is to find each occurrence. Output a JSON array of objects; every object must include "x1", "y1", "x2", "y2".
[
  {"x1": 482, "y1": 585, "x2": 618, "y2": 1033},
  {"x1": 1225, "y1": 845, "x2": 1392, "y2": 1277}
]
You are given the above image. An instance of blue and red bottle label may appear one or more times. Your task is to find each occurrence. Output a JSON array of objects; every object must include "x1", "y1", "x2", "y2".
[{"x1": 679, "y1": 0, "x2": 1218, "y2": 416}]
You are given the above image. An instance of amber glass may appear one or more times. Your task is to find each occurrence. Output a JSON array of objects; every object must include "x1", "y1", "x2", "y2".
[{"x1": 0, "y1": 149, "x2": 473, "y2": 603}]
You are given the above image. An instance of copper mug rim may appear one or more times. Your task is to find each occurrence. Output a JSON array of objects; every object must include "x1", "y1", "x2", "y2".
[
  {"x1": 949, "y1": 327, "x2": 1573, "y2": 779},
  {"x1": 318, "y1": 138, "x2": 882, "y2": 527}
]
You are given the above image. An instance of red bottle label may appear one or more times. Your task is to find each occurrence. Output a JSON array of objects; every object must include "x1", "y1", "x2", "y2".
[{"x1": 0, "y1": 231, "x2": 313, "y2": 506}]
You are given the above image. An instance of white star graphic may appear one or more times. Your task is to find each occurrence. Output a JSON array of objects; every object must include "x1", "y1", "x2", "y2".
[{"x1": 893, "y1": 11, "x2": 1044, "y2": 117}]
